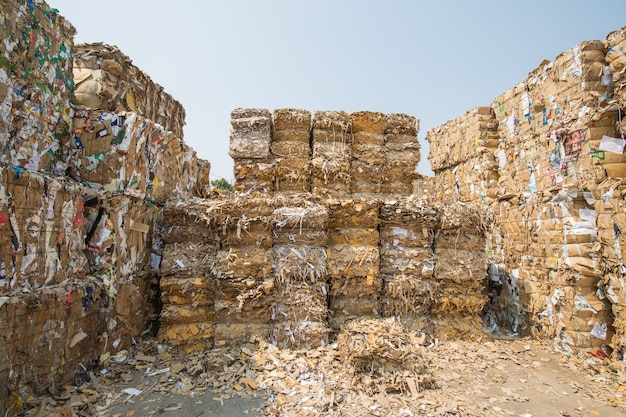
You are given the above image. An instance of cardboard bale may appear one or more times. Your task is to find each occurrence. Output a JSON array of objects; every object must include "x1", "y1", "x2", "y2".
[
  {"x1": 312, "y1": 110, "x2": 352, "y2": 143},
  {"x1": 337, "y1": 318, "x2": 435, "y2": 394},
  {"x1": 327, "y1": 198, "x2": 380, "y2": 229},
  {"x1": 233, "y1": 158, "x2": 274, "y2": 197},
  {"x1": 229, "y1": 108, "x2": 272, "y2": 159},
  {"x1": 160, "y1": 275, "x2": 214, "y2": 306},
  {"x1": 381, "y1": 274, "x2": 440, "y2": 317},
  {"x1": 213, "y1": 295, "x2": 275, "y2": 324},
  {"x1": 272, "y1": 108, "x2": 311, "y2": 142},
  {"x1": 0, "y1": 1, "x2": 75, "y2": 173},
  {"x1": 327, "y1": 244, "x2": 379, "y2": 278},
  {"x1": 157, "y1": 322, "x2": 215, "y2": 353},
  {"x1": 0, "y1": 167, "x2": 87, "y2": 290},
  {"x1": 270, "y1": 281, "x2": 330, "y2": 349},
  {"x1": 159, "y1": 242, "x2": 217, "y2": 277},
  {"x1": 72, "y1": 43, "x2": 186, "y2": 138}
]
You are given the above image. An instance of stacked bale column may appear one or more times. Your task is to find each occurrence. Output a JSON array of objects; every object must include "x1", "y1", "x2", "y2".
[
  {"x1": 349, "y1": 111, "x2": 386, "y2": 196},
  {"x1": 327, "y1": 198, "x2": 381, "y2": 330},
  {"x1": 229, "y1": 109, "x2": 274, "y2": 197},
  {"x1": 157, "y1": 200, "x2": 217, "y2": 353},
  {"x1": 379, "y1": 198, "x2": 439, "y2": 330},
  {"x1": 433, "y1": 202, "x2": 492, "y2": 338},
  {"x1": 311, "y1": 111, "x2": 352, "y2": 198},
  {"x1": 272, "y1": 109, "x2": 312, "y2": 195},
  {"x1": 270, "y1": 198, "x2": 331, "y2": 348},
  {"x1": 383, "y1": 114, "x2": 421, "y2": 196},
  {"x1": 211, "y1": 198, "x2": 276, "y2": 345}
]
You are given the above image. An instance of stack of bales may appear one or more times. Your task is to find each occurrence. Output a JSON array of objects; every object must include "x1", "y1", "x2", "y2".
[
  {"x1": 210, "y1": 197, "x2": 276, "y2": 345},
  {"x1": 71, "y1": 43, "x2": 186, "y2": 139},
  {"x1": 326, "y1": 198, "x2": 381, "y2": 329},
  {"x1": 311, "y1": 111, "x2": 353, "y2": 197},
  {"x1": 272, "y1": 109, "x2": 312, "y2": 195},
  {"x1": 383, "y1": 114, "x2": 422, "y2": 196},
  {"x1": 379, "y1": 197, "x2": 439, "y2": 329},
  {"x1": 433, "y1": 201, "x2": 492, "y2": 338},
  {"x1": 349, "y1": 111, "x2": 386, "y2": 196},
  {"x1": 0, "y1": 167, "x2": 87, "y2": 290},
  {"x1": 426, "y1": 107, "x2": 500, "y2": 202},
  {"x1": 491, "y1": 40, "x2": 612, "y2": 196},
  {"x1": 229, "y1": 108, "x2": 274, "y2": 197},
  {"x1": 0, "y1": 1, "x2": 75, "y2": 173},
  {"x1": 593, "y1": 178, "x2": 626, "y2": 355},
  {"x1": 157, "y1": 198, "x2": 218, "y2": 353},
  {"x1": 270, "y1": 197, "x2": 331, "y2": 348}
]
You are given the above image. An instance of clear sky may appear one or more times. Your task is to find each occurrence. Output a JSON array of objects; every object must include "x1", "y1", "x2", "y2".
[{"x1": 49, "y1": 0, "x2": 626, "y2": 182}]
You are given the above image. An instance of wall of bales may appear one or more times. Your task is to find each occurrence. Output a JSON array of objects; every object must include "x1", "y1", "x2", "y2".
[
  {"x1": 0, "y1": 1, "x2": 210, "y2": 412},
  {"x1": 426, "y1": 26, "x2": 626, "y2": 359},
  {"x1": 158, "y1": 109, "x2": 493, "y2": 354}
]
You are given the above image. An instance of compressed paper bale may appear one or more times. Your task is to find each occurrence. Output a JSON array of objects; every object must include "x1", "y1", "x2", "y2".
[
  {"x1": 327, "y1": 244, "x2": 380, "y2": 278},
  {"x1": 434, "y1": 229, "x2": 487, "y2": 251},
  {"x1": 229, "y1": 108, "x2": 272, "y2": 159},
  {"x1": 337, "y1": 318, "x2": 435, "y2": 394},
  {"x1": 385, "y1": 113, "x2": 419, "y2": 137},
  {"x1": 72, "y1": 43, "x2": 186, "y2": 138},
  {"x1": 352, "y1": 132, "x2": 385, "y2": 149},
  {"x1": 351, "y1": 111, "x2": 388, "y2": 134},
  {"x1": 214, "y1": 297, "x2": 275, "y2": 324},
  {"x1": 312, "y1": 141, "x2": 352, "y2": 159},
  {"x1": 270, "y1": 320, "x2": 330, "y2": 350},
  {"x1": 311, "y1": 157, "x2": 351, "y2": 194},
  {"x1": 379, "y1": 226, "x2": 433, "y2": 248},
  {"x1": 273, "y1": 229, "x2": 327, "y2": 246},
  {"x1": 212, "y1": 247, "x2": 274, "y2": 279},
  {"x1": 434, "y1": 200, "x2": 494, "y2": 232},
  {"x1": 160, "y1": 305, "x2": 216, "y2": 325},
  {"x1": 328, "y1": 228, "x2": 380, "y2": 246},
  {"x1": 157, "y1": 322, "x2": 215, "y2": 351},
  {"x1": 380, "y1": 247, "x2": 435, "y2": 276},
  {"x1": 212, "y1": 274, "x2": 275, "y2": 301},
  {"x1": 312, "y1": 110, "x2": 352, "y2": 143},
  {"x1": 233, "y1": 158, "x2": 274, "y2": 197},
  {"x1": 350, "y1": 161, "x2": 384, "y2": 192},
  {"x1": 272, "y1": 108, "x2": 312, "y2": 142},
  {"x1": 159, "y1": 242, "x2": 216, "y2": 276},
  {"x1": 271, "y1": 141, "x2": 311, "y2": 158},
  {"x1": 380, "y1": 197, "x2": 438, "y2": 227},
  {"x1": 214, "y1": 323, "x2": 271, "y2": 347},
  {"x1": 273, "y1": 245, "x2": 328, "y2": 283},
  {"x1": 272, "y1": 281, "x2": 329, "y2": 326},
  {"x1": 434, "y1": 248, "x2": 488, "y2": 284},
  {"x1": 272, "y1": 201, "x2": 329, "y2": 231},
  {"x1": 327, "y1": 199, "x2": 381, "y2": 229},
  {"x1": 381, "y1": 275, "x2": 440, "y2": 316},
  {"x1": 329, "y1": 296, "x2": 380, "y2": 318},
  {"x1": 330, "y1": 274, "x2": 383, "y2": 299},
  {"x1": 436, "y1": 284, "x2": 488, "y2": 315}
]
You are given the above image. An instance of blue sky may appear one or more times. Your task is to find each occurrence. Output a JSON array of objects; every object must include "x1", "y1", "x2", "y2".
[{"x1": 49, "y1": 0, "x2": 626, "y2": 182}]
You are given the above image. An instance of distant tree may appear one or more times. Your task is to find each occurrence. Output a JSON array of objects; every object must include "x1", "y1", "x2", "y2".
[{"x1": 211, "y1": 178, "x2": 234, "y2": 192}]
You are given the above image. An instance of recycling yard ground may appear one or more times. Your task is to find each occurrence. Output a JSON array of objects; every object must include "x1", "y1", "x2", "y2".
[{"x1": 22, "y1": 333, "x2": 626, "y2": 417}]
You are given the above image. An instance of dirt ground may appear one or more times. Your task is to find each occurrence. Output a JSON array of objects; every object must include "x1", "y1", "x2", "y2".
[{"x1": 18, "y1": 333, "x2": 626, "y2": 417}]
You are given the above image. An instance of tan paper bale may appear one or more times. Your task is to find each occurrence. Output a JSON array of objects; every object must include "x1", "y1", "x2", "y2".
[
  {"x1": 350, "y1": 160, "x2": 384, "y2": 195},
  {"x1": 270, "y1": 141, "x2": 311, "y2": 158},
  {"x1": 272, "y1": 108, "x2": 311, "y2": 142},
  {"x1": 214, "y1": 296, "x2": 275, "y2": 324},
  {"x1": 159, "y1": 242, "x2": 216, "y2": 276},
  {"x1": 351, "y1": 111, "x2": 387, "y2": 134},
  {"x1": 72, "y1": 43, "x2": 186, "y2": 138},
  {"x1": 270, "y1": 320, "x2": 330, "y2": 350},
  {"x1": 312, "y1": 140, "x2": 352, "y2": 159},
  {"x1": 272, "y1": 200, "x2": 329, "y2": 231},
  {"x1": 233, "y1": 158, "x2": 274, "y2": 197},
  {"x1": 327, "y1": 198, "x2": 381, "y2": 229},
  {"x1": 327, "y1": 244, "x2": 379, "y2": 278},
  {"x1": 330, "y1": 274, "x2": 383, "y2": 299},
  {"x1": 329, "y1": 297, "x2": 380, "y2": 324},
  {"x1": 312, "y1": 110, "x2": 352, "y2": 143},
  {"x1": 157, "y1": 322, "x2": 215, "y2": 352},
  {"x1": 214, "y1": 323, "x2": 271, "y2": 347},
  {"x1": 329, "y1": 228, "x2": 380, "y2": 246},
  {"x1": 381, "y1": 275, "x2": 440, "y2": 316},
  {"x1": 436, "y1": 284, "x2": 488, "y2": 315},
  {"x1": 229, "y1": 108, "x2": 272, "y2": 159},
  {"x1": 273, "y1": 245, "x2": 327, "y2": 283},
  {"x1": 337, "y1": 318, "x2": 435, "y2": 393},
  {"x1": 385, "y1": 113, "x2": 419, "y2": 137},
  {"x1": 213, "y1": 247, "x2": 274, "y2": 279},
  {"x1": 311, "y1": 157, "x2": 352, "y2": 196},
  {"x1": 160, "y1": 305, "x2": 216, "y2": 325},
  {"x1": 380, "y1": 247, "x2": 435, "y2": 276},
  {"x1": 223, "y1": 221, "x2": 273, "y2": 248}
]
